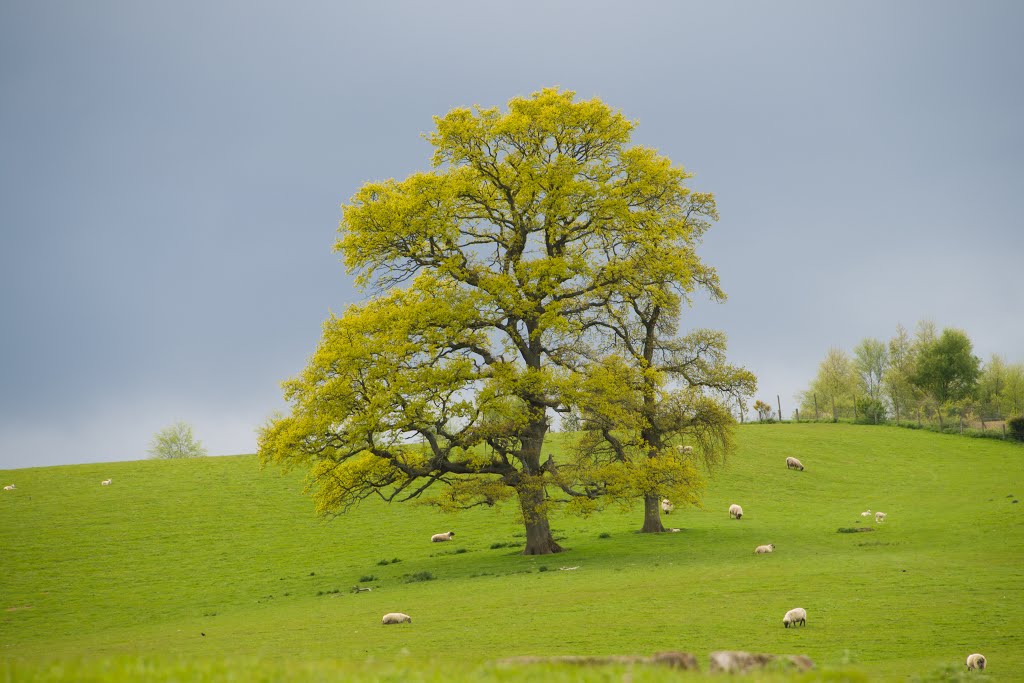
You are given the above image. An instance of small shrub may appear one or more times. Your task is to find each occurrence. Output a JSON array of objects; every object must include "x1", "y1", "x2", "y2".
[
  {"x1": 404, "y1": 571, "x2": 435, "y2": 583},
  {"x1": 854, "y1": 397, "x2": 887, "y2": 424},
  {"x1": 837, "y1": 527, "x2": 875, "y2": 533},
  {"x1": 1008, "y1": 416, "x2": 1024, "y2": 442},
  {"x1": 753, "y1": 399, "x2": 775, "y2": 422},
  {"x1": 358, "y1": 575, "x2": 376, "y2": 583},
  {"x1": 490, "y1": 541, "x2": 513, "y2": 549},
  {"x1": 538, "y1": 566, "x2": 549, "y2": 572},
  {"x1": 376, "y1": 558, "x2": 402, "y2": 566},
  {"x1": 454, "y1": 548, "x2": 468, "y2": 554},
  {"x1": 598, "y1": 532, "x2": 611, "y2": 539}
]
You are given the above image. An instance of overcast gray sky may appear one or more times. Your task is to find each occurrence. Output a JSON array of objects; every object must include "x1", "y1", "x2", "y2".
[{"x1": 2, "y1": 1, "x2": 1022, "y2": 470}]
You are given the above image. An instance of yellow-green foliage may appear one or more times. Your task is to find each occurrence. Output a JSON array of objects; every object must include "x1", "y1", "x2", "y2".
[{"x1": 261, "y1": 88, "x2": 731, "y2": 551}]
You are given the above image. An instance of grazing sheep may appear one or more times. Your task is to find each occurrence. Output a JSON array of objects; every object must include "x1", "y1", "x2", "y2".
[
  {"x1": 430, "y1": 531, "x2": 455, "y2": 542},
  {"x1": 101, "y1": 479, "x2": 112, "y2": 486},
  {"x1": 729, "y1": 504, "x2": 744, "y2": 520},
  {"x1": 381, "y1": 612, "x2": 412, "y2": 625},
  {"x1": 783, "y1": 607, "x2": 807, "y2": 628},
  {"x1": 966, "y1": 653, "x2": 986, "y2": 671},
  {"x1": 860, "y1": 509, "x2": 872, "y2": 517},
  {"x1": 681, "y1": 445, "x2": 693, "y2": 454},
  {"x1": 754, "y1": 544, "x2": 775, "y2": 554},
  {"x1": 785, "y1": 456, "x2": 805, "y2": 471},
  {"x1": 3, "y1": 484, "x2": 15, "y2": 491},
  {"x1": 661, "y1": 499, "x2": 674, "y2": 514},
  {"x1": 875, "y1": 511, "x2": 887, "y2": 523}
]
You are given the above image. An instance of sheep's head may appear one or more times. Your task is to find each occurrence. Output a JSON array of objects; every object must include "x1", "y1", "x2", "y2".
[{"x1": 977, "y1": 657, "x2": 985, "y2": 670}]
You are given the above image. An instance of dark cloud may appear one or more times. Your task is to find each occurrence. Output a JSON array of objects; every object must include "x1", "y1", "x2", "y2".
[{"x1": 2, "y1": 1, "x2": 1022, "y2": 468}]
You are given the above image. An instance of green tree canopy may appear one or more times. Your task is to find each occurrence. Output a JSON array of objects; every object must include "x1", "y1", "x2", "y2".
[
  {"x1": 800, "y1": 347, "x2": 856, "y2": 420},
  {"x1": 883, "y1": 324, "x2": 919, "y2": 422},
  {"x1": 853, "y1": 338, "x2": 888, "y2": 400},
  {"x1": 911, "y1": 328, "x2": 981, "y2": 406},
  {"x1": 148, "y1": 422, "x2": 208, "y2": 460},
  {"x1": 258, "y1": 88, "x2": 726, "y2": 555}
]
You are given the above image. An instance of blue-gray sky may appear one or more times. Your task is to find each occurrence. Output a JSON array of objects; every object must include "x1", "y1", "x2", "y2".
[{"x1": 2, "y1": 1, "x2": 1022, "y2": 470}]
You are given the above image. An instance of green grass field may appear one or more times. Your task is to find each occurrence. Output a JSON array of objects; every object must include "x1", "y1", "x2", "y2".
[{"x1": 2, "y1": 424, "x2": 1021, "y2": 681}]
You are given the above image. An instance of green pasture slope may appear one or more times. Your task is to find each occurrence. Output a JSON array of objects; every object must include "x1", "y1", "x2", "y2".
[{"x1": 2, "y1": 424, "x2": 1021, "y2": 682}]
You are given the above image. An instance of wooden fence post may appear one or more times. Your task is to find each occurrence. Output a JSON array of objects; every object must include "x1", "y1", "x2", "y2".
[{"x1": 777, "y1": 395, "x2": 783, "y2": 423}]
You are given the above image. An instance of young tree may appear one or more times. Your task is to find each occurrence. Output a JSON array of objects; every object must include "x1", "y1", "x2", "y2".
[
  {"x1": 572, "y1": 276, "x2": 756, "y2": 532},
  {"x1": 258, "y1": 89, "x2": 723, "y2": 555},
  {"x1": 853, "y1": 338, "x2": 888, "y2": 401},
  {"x1": 753, "y1": 400, "x2": 774, "y2": 422},
  {"x1": 883, "y1": 324, "x2": 918, "y2": 422},
  {"x1": 800, "y1": 348, "x2": 856, "y2": 420},
  {"x1": 1001, "y1": 363, "x2": 1024, "y2": 417},
  {"x1": 148, "y1": 421, "x2": 208, "y2": 459},
  {"x1": 977, "y1": 354, "x2": 1008, "y2": 418},
  {"x1": 911, "y1": 328, "x2": 981, "y2": 407}
]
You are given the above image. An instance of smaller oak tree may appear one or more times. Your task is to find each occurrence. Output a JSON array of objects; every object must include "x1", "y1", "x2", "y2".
[{"x1": 149, "y1": 421, "x2": 208, "y2": 459}]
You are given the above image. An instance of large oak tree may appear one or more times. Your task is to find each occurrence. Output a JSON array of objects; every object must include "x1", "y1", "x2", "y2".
[{"x1": 259, "y1": 88, "x2": 724, "y2": 554}]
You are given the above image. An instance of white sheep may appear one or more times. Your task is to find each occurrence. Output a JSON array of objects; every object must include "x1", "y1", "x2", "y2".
[
  {"x1": 3, "y1": 484, "x2": 15, "y2": 491},
  {"x1": 875, "y1": 511, "x2": 887, "y2": 523},
  {"x1": 966, "y1": 653, "x2": 986, "y2": 671},
  {"x1": 430, "y1": 531, "x2": 454, "y2": 542},
  {"x1": 783, "y1": 607, "x2": 807, "y2": 628},
  {"x1": 729, "y1": 504, "x2": 744, "y2": 520},
  {"x1": 101, "y1": 479, "x2": 112, "y2": 486},
  {"x1": 661, "y1": 499, "x2": 674, "y2": 514},
  {"x1": 381, "y1": 612, "x2": 412, "y2": 625},
  {"x1": 785, "y1": 456, "x2": 805, "y2": 471},
  {"x1": 681, "y1": 445, "x2": 693, "y2": 454},
  {"x1": 754, "y1": 544, "x2": 775, "y2": 554},
  {"x1": 860, "y1": 509, "x2": 872, "y2": 517}
]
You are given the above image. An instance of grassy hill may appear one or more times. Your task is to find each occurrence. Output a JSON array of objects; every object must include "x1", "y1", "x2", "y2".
[{"x1": 2, "y1": 424, "x2": 1021, "y2": 681}]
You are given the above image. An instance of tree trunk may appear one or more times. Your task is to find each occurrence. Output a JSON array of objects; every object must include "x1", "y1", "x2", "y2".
[
  {"x1": 640, "y1": 494, "x2": 666, "y2": 533},
  {"x1": 516, "y1": 478, "x2": 563, "y2": 555}
]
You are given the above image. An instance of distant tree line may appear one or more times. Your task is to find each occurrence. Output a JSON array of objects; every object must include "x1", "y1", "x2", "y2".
[{"x1": 798, "y1": 321, "x2": 1024, "y2": 428}]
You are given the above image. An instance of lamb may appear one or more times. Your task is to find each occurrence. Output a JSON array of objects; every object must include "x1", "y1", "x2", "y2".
[
  {"x1": 966, "y1": 653, "x2": 986, "y2": 671},
  {"x1": 785, "y1": 456, "x2": 805, "y2": 471},
  {"x1": 661, "y1": 499, "x2": 674, "y2": 514},
  {"x1": 729, "y1": 504, "x2": 743, "y2": 520},
  {"x1": 381, "y1": 612, "x2": 412, "y2": 625},
  {"x1": 860, "y1": 509, "x2": 872, "y2": 517},
  {"x1": 430, "y1": 531, "x2": 455, "y2": 542},
  {"x1": 754, "y1": 544, "x2": 775, "y2": 554},
  {"x1": 783, "y1": 607, "x2": 807, "y2": 628},
  {"x1": 875, "y1": 511, "x2": 887, "y2": 523},
  {"x1": 3, "y1": 484, "x2": 14, "y2": 491},
  {"x1": 101, "y1": 479, "x2": 112, "y2": 486}
]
